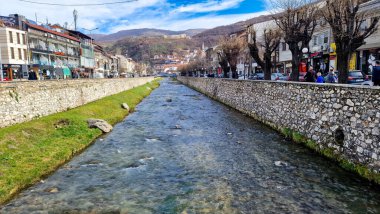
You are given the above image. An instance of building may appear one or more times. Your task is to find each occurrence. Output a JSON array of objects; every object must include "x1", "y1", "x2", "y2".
[
  {"x1": 116, "y1": 55, "x2": 135, "y2": 77},
  {"x1": 68, "y1": 30, "x2": 95, "y2": 78},
  {"x1": 94, "y1": 43, "x2": 111, "y2": 78},
  {"x1": 0, "y1": 20, "x2": 29, "y2": 80},
  {"x1": 26, "y1": 22, "x2": 80, "y2": 79},
  {"x1": 356, "y1": 0, "x2": 380, "y2": 74}
]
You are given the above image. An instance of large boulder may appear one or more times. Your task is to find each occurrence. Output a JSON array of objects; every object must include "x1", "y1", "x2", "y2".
[
  {"x1": 121, "y1": 103, "x2": 130, "y2": 111},
  {"x1": 87, "y1": 119, "x2": 113, "y2": 133}
]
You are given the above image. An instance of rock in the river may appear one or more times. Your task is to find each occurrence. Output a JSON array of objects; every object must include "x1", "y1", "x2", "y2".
[
  {"x1": 87, "y1": 119, "x2": 113, "y2": 133},
  {"x1": 44, "y1": 187, "x2": 59, "y2": 193},
  {"x1": 166, "y1": 98, "x2": 172, "y2": 102},
  {"x1": 121, "y1": 103, "x2": 130, "y2": 111},
  {"x1": 274, "y1": 161, "x2": 288, "y2": 167}
]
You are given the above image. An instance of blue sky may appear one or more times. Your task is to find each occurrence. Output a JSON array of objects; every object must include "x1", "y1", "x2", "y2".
[{"x1": 2, "y1": 0, "x2": 268, "y2": 33}]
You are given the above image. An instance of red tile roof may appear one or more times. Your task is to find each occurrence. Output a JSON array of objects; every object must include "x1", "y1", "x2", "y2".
[{"x1": 26, "y1": 22, "x2": 80, "y2": 42}]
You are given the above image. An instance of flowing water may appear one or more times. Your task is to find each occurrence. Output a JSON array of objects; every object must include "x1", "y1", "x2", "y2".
[{"x1": 2, "y1": 79, "x2": 380, "y2": 213}]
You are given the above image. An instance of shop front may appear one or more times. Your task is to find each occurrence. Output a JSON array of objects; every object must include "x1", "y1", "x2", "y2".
[
  {"x1": 1, "y1": 64, "x2": 27, "y2": 81},
  {"x1": 311, "y1": 52, "x2": 329, "y2": 74}
]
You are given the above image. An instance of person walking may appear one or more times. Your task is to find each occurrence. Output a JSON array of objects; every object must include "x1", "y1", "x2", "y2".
[
  {"x1": 373, "y1": 60, "x2": 380, "y2": 86},
  {"x1": 327, "y1": 68, "x2": 337, "y2": 83},
  {"x1": 316, "y1": 72, "x2": 324, "y2": 83},
  {"x1": 304, "y1": 66, "x2": 316, "y2": 82}
]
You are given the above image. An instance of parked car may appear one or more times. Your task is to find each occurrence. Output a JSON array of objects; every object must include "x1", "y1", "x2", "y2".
[
  {"x1": 251, "y1": 73, "x2": 264, "y2": 80},
  {"x1": 271, "y1": 73, "x2": 288, "y2": 81},
  {"x1": 347, "y1": 70, "x2": 365, "y2": 84}
]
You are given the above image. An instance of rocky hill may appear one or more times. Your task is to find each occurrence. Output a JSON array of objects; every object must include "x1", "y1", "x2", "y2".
[{"x1": 192, "y1": 14, "x2": 273, "y2": 46}]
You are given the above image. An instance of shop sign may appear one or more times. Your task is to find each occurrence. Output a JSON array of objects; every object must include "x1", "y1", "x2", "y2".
[
  {"x1": 311, "y1": 52, "x2": 323, "y2": 58},
  {"x1": 2, "y1": 64, "x2": 21, "y2": 69}
]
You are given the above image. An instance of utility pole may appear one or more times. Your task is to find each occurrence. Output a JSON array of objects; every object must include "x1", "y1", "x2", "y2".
[{"x1": 73, "y1": 10, "x2": 78, "y2": 31}]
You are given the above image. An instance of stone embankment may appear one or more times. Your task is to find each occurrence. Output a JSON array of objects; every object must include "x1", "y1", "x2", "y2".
[
  {"x1": 178, "y1": 77, "x2": 380, "y2": 178},
  {"x1": 0, "y1": 77, "x2": 154, "y2": 128}
]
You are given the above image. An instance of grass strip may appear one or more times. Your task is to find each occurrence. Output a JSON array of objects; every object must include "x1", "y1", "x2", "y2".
[{"x1": 0, "y1": 79, "x2": 160, "y2": 204}]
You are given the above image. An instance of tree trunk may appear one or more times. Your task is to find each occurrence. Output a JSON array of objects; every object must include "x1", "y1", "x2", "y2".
[
  {"x1": 289, "y1": 45, "x2": 301, "y2": 81},
  {"x1": 337, "y1": 51, "x2": 349, "y2": 84},
  {"x1": 223, "y1": 66, "x2": 229, "y2": 78},
  {"x1": 231, "y1": 65, "x2": 238, "y2": 79},
  {"x1": 264, "y1": 54, "x2": 272, "y2": 80}
]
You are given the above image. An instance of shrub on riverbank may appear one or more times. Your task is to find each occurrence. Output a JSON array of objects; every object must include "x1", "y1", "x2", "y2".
[{"x1": 0, "y1": 79, "x2": 160, "y2": 204}]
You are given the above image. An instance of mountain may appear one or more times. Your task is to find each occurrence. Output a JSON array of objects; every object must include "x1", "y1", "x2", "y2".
[
  {"x1": 105, "y1": 36, "x2": 200, "y2": 64},
  {"x1": 91, "y1": 28, "x2": 207, "y2": 42},
  {"x1": 192, "y1": 14, "x2": 273, "y2": 47}
]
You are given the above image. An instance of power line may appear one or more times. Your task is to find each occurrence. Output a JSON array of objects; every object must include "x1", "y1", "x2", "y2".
[{"x1": 19, "y1": 0, "x2": 138, "y2": 6}]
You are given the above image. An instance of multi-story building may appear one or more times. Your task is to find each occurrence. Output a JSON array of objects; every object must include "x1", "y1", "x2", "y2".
[
  {"x1": 356, "y1": 0, "x2": 380, "y2": 74},
  {"x1": 0, "y1": 15, "x2": 29, "y2": 80},
  {"x1": 94, "y1": 43, "x2": 111, "y2": 78},
  {"x1": 116, "y1": 54, "x2": 135, "y2": 77},
  {"x1": 26, "y1": 22, "x2": 80, "y2": 79},
  {"x1": 68, "y1": 30, "x2": 95, "y2": 78}
]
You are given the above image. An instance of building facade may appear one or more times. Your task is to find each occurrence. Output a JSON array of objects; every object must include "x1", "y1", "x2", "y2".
[
  {"x1": 0, "y1": 24, "x2": 29, "y2": 80},
  {"x1": 26, "y1": 23, "x2": 80, "y2": 79}
]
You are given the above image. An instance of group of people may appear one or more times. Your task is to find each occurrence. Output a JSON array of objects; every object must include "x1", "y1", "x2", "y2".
[
  {"x1": 304, "y1": 66, "x2": 337, "y2": 83},
  {"x1": 303, "y1": 60, "x2": 380, "y2": 86}
]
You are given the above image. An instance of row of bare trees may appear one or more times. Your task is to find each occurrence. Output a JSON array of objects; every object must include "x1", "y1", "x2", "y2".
[{"x1": 215, "y1": 0, "x2": 379, "y2": 83}]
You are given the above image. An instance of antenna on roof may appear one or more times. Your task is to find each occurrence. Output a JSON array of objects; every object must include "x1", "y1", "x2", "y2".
[
  {"x1": 35, "y1": 12, "x2": 37, "y2": 23},
  {"x1": 73, "y1": 9, "x2": 78, "y2": 31}
]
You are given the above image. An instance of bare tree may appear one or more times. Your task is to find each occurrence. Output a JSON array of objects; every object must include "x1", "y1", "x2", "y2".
[
  {"x1": 248, "y1": 26, "x2": 282, "y2": 80},
  {"x1": 322, "y1": 0, "x2": 379, "y2": 83},
  {"x1": 272, "y1": 0, "x2": 319, "y2": 81},
  {"x1": 217, "y1": 51, "x2": 230, "y2": 78},
  {"x1": 217, "y1": 36, "x2": 246, "y2": 79}
]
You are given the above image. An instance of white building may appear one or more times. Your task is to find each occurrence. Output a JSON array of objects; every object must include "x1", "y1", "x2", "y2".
[{"x1": 0, "y1": 23, "x2": 29, "y2": 80}]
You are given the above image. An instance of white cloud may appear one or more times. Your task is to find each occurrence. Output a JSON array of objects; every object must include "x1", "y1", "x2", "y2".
[
  {"x1": 108, "y1": 10, "x2": 270, "y2": 33},
  {"x1": 174, "y1": 0, "x2": 244, "y2": 13},
  {"x1": 0, "y1": 0, "x2": 268, "y2": 33}
]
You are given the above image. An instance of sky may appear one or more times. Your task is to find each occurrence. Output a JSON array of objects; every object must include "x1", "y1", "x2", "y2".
[{"x1": 0, "y1": 0, "x2": 269, "y2": 34}]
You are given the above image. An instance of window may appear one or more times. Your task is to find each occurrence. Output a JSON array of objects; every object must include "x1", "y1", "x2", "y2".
[
  {"x1": 24, "y1": 49, "x2": 27, "y2": 60},
  {"x1": 313, "y1": 36, "x2": 317, "y2": 46},
  {"x1": 17, "y1": 33, "x2": 20, "y2": 44},
  {"x1": 9, "y1": 31, "x2": 13, "y2": 43},
  {"x1": 22, "y1": 34, "x2": 26, "y2": 45},
  {"x1": 18, "y1": 48, "x2": 22, "y2": 60},
  {"x1": 324, "y1": 33, "x2": 329, "y2": 44},
  {"x1": 282, "y1": 42, "x2": 287, "y2": 51},
  {"x1": 10, "y1": 47, "x2": 15, "y2": 59},
  {"x1": 360, "y1": 19, "x2": 368, "y2": 31}
]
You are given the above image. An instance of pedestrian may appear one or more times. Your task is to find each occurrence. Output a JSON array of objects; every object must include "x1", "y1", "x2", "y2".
[
  {"x1": 304, "y1": 66, "x2": 316, "y2": 82},
  {"x1": 316, "y1": 72, "x2": 324, "y2": 83},
  {"x1": 373, "y1": 60, "x2": 380, "y2": 86},
  {"x1": 327, "y1": 68, "x2": 337, "y2": 83}
]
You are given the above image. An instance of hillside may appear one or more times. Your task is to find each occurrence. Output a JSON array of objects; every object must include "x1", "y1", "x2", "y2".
[
  {"x1": 192, "y1": 14, "x2": 273, "y2": 46},
  {"x1": 93, "y1": 28, "x2": 206, "y2": 42},
  {"x1": 105, "y1": 37, "x2": 201, "y2": 64}
]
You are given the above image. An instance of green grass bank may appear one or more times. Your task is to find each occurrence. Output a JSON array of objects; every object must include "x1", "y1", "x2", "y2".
[{"x1": 0, "y1": 79, "x2": 160, "y2": 204}]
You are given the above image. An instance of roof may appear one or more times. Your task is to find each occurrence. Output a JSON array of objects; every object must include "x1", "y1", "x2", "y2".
[
  {"x1": 26, "y1": 22, "x2": 80, "y2": 42},
  {"x1": 67, "y1": 30, "x2": 93, "y2": 40}
]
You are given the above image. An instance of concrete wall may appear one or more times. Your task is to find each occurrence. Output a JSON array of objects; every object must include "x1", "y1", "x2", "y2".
[
  {"x1": 178, "y1": 77, "x2": 380, "y2": 173},
  {"x1": 0, "y1": 77, "x2": 154, "y2": 128}
]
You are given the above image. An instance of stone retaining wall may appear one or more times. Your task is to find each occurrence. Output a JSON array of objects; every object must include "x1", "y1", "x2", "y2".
[
  {"x1": 178, "y1": 77, "x2": 380, "y2": 173},
  {"x1": 0, "y1": 77, "x2": 154, "y2": 128}
]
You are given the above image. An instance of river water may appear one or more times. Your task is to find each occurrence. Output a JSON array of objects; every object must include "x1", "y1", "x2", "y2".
[{"x1": 2, "y1": 79, "x2": 380, "y2": 213}]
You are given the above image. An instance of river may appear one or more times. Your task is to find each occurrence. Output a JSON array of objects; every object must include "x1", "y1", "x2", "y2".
[{"x1": 2, "y1": 79, "x2": 380, "y2": 213}]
